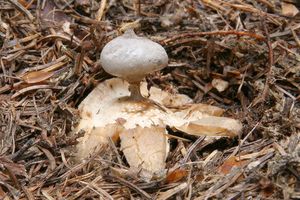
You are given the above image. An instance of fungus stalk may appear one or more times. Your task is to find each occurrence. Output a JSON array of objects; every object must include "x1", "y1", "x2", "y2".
[{"x1": 128, "y1": 81, "x2": 144, "y2": 101}]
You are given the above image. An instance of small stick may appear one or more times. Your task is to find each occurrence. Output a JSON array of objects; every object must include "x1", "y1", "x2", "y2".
[
  {"x1": 134, "y1": 0, "x2": 141, "y2": 16},
  {"x1": 251, "y1": 18, "x2": 274, "y2": 106},
  {"x1": 291, "y1": 28, "x2": 300, "y2": 48},
  {"x1": 181, "y1": 136, "x2": 206, "y2": 164},
  {"x1": 157, "y1": 182, "x2": 188, "y2": 200},
  {"x1": 74, "y1": 41, "x2": 92, "y2": 75},
  {"x1": 11, "y1": 85, "x2": 65, "y2": 99},
  {"x1": 163, "y1": 30, "x2": 266, "y2": 44},
  {"x1": 96, "y1": 0, "x2": 108, "y2": 21},
  {"x1": 231, "y1": 122, "x2": 260, "y2": 158},
  {"x1": 7, "y1": 0, "x2": 34, "y2": 21}
]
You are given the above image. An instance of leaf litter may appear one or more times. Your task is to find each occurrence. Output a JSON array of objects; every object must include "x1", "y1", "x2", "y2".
[{"x1": 0, "y1": 0, "x2": 299, "y2": 199}]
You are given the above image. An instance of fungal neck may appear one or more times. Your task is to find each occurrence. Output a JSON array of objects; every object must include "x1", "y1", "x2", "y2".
[{"x1": 129, "y1": 82, "x2": 144, "y2": 101}]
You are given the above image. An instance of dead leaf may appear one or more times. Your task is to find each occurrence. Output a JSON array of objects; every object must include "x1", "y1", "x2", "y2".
[
  {"x1": 281, "y1": 2, "x2": 299, "y2": 17},
  {"x1": 219, "y1": 156, "x2": 247, "y2": 175},
  {"x1": 18, "y1": 0, "x2": 29, "y2": 7},
  {"x1": 0, "y1": 186, "x2": 6, "y2": 199},
  {"x1": 212, "y1": 78, "x2": 229, "y2": 92},
  {"x1": 0, "y1": 156, "x2": 27, "y2": 178},
  {"x1": 166, "y1": 168, "x2": 188, "y2": 183},
  {"x1": 38, "y1": 147, "x2": 56, "y2": 171},
  {"x1": 21, "y1": 70, "x2": 55, "y2": 84},
  {"x1": 259, "y1": 177, "x2": 275, "y2": 198},
  {"x1": 0, "y1": 172, "x2": 8, "y2": 181},
  {"x1": 40, "y1": 0, "x2": 71, "y2": 28}
]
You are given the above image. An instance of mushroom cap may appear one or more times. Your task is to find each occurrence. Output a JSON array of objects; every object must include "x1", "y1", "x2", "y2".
[{"x1": 100, "y1": 29, "x2": 168, "y2": 82}]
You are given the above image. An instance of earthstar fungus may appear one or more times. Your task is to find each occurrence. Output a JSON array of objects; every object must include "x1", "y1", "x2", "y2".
[{"x1": 75, "y1": 30, "x2": 243, "y2": 181}]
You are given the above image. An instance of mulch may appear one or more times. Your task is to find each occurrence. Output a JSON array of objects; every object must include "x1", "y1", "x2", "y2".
[{"x1": 0, "y1": 0, "x2": 299, "y2": 199}]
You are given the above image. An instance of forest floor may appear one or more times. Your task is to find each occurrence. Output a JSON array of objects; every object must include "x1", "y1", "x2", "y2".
[{"x1": 0, "y1": 0, "x2": 300, "y2": 199}]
